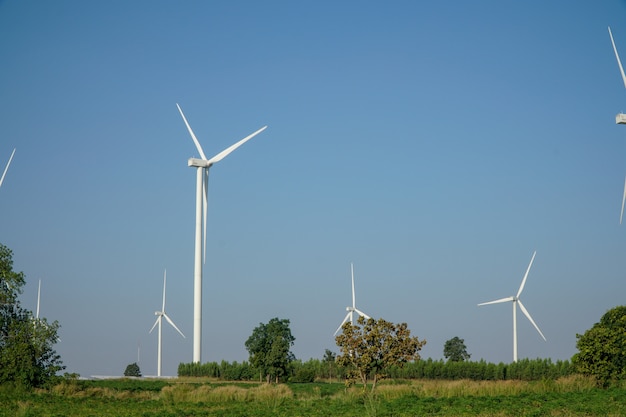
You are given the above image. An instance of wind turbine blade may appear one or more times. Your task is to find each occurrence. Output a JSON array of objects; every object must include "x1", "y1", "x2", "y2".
[
  {"x1": 149, "y1": 316, "x2": 160, "y2": 334},
  {"x1": 0, "y1": 148, "x2": 16, "y2": 188},
  {"x1": 354, "y1": 308, "x2": 371, "y2": 320},
  {"x1": 351, "y1": 263, "x2": 356, "y2": 308},
  {"x1": 619, "y1": 178, "x2": 626, "y2": 224},
  {"x1": 478, "y1": 296, "x2": 515, "y2": 306},
  {"x1": 163, "y1": 313, "x2": 186, "y2": 338},
  {"x1": 36, "y1": 279, "x2": 41, "y2": 319},
  {"x1": 176, "y1": 103, "x2": 207, "y2": 160},
  {"x1": 162, "y1": 270, "x2": 167, "y2": 311},
  {"x1": 206, "y1": 126, "x2": 267, "y2": 165},
  {"x1": 517, "y1": 251, "x2": 537, "y2": 298},
  {"x1": 609, "y1": 27, "x2": 626, "y2": 89},
  {"x1": 517, "y1": 299, "x2": 546, "y2": 341},
  {"x1": 334, "y1": 312, "x2": 351, "y2": 336},
  {"x1": 203, "y1": 169, "x2": 208, "y2": 264}
]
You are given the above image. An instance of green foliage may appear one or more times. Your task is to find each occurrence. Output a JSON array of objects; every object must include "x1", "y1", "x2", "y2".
[
  {"x1": 289, "y1": 360, "x2": 317, "y2": 383},
  {"x1": 335, "y1": 316, "x2": 426, "y2": 391},
  {"x1": 443, "y1": 336, "x2": 471, "y2": 362},
  {"x1": 322, "y1": 349, "x2": 337, "y2": 379},
  {"x1": 245, "y1": 317, "x2": 295, "y2": 383},
  {"x1": 0, "y1": 243, "x2": 64, "y2": 388},
  {"x1": 124, "y1": 362, "x2": 141, "y2": 377},
  {"x1": 387, "y1": 357, "x2": 573, "y2": 381},
  {"x1": 573, "y1": 305, "x2": 626, "y2": 387}
]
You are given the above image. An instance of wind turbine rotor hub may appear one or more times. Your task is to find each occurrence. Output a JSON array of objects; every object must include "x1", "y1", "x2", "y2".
[{"x1": 188, "y1": 158, "x2": 212, "y2": 168}]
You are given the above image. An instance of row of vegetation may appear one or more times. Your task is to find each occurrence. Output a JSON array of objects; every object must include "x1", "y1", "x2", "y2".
[{"x1": 178, "y1": 357, "x2": 575, "y2": 382}]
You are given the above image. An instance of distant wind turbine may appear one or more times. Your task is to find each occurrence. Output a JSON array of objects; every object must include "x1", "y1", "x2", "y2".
[
  {"x1": 0, "y1": 148, "x2": 15, "y2": 188},
  {"x1": 478, "y1": 251, "x2": 546, "y2": 362},
  {"x1": 608, "y1": 26, "x2": 626, "y2": 224},
  {"x1": 334, "y1": 263, "x2": 371, "y2": 336},
  {"x1": 149, "y1": 270, "x2": 185, "y2": 377},
  {"x1": 176, "y1": 103, "x2": 267, "y2": 363}
]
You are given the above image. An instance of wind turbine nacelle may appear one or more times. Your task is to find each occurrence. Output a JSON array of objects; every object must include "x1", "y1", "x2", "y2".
[
  {"x1": 617, "y1": 114, "x2": 626, "y2": 125},
  {"x1": 188, "y1": 158, "x2": 212, "y2": 168}
]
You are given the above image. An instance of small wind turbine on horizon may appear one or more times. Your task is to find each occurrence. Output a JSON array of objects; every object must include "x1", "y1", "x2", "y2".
[
  {"x1": 0, "y1": 148, "x2": 15, "y2": 188},
  {"x1": 149, "y1": 269, "x2": 185, "y2": 377},
  {"x1": 477, "y1": 251, "x2": 546, "y2": 363},
  {"x1": 334, "y1": 263, "x2": 371, "y2": 336},
  {"x1": 607, "y1": 26, "x2": 626, "y2": 224},
  {"x1": 176, "y1": 103, "x2": 267, "y2": 363}
]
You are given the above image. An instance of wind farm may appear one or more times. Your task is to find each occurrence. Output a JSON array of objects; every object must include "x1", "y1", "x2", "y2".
[{"x1": 1, "y1": 1, "x2": 626, "y2": 385}]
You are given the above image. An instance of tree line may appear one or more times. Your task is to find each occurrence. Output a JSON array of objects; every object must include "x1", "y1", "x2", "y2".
[{"x1": 178, "y1": 356, "x2": 574, "y2": 382}]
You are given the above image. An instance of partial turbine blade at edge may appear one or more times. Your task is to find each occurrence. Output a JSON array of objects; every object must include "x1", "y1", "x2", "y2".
[
  {"x1": 619, "y1": 178, "x2": 626, "y2": 224},
  {"x1": 478, "y1": 296, "x2": 515, "y2": 306},
  {"x1": 206, "y1": 126, "x2": 267, "y2": 165},
  {"x1": 517, "y1": 299, "x2": 547, "y2": 341},
  {"x1": 609, "y1": 27, "x2": 626, "y2": 89},
  {"x1": 351, "y1": 263, "x2": 356, "y2": 309},
  {"x1": 0, "y1": 148, "x2": 16, "y2": 188},
  {"x1": 517, "y1": 251, "x2": 537, "y2": 298},
  {"x1": 162, "y1": 270, "x2": 167, "y2": 311},
  {"x1": 163, "y1": 313, "x2": 186, "y2": 338},
  {"x1": 176, "y1": 103, "x2": 208, "y2": 160}
]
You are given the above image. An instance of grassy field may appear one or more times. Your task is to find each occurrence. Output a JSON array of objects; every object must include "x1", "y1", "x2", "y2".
[{"x1": 1, "y1": 376, "x2": 625, "y2": 417}]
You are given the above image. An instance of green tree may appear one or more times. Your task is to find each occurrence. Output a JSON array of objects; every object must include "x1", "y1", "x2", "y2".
[
  {"x1": 335, "y1": 316, "x2": 426, "y2": 391},
  {"x1": 245, "y1": 317, "x2": 295, "y2": 383},
  {"x1": 0, "y1": 243, "x2": 64, "y2": 387},
  {"x1": 323, "y1": 348, "x2": 336, "y2": 380},
  {"x1": 124, "y1": 362, "x2": 142, "y2": 377},
  {"x1": 573, "y1": 305, "x2": 626, "y2": 387},
  {"x1": 443, "y1": 336, "x2": 471, "y2": 362}
]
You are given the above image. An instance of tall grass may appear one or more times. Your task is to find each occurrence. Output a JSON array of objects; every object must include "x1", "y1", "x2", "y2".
[
  {"x1": 160, "y1": 381, "x2": 293, "y2": 404},
  {"x1": 2, "y1": 376, "x2": 621, "y2": 417}
]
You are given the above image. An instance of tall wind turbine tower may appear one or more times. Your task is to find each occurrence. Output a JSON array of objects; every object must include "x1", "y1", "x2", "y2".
[
  {"x1": 608, "y1": 26, "x2": 626, "y2": 224},
  {"x1": 176, "y1": 103, "x2": 267, "y2": 363},
  {"x1": 478, "y1": 251, "x2": 546, "y2": 362}
]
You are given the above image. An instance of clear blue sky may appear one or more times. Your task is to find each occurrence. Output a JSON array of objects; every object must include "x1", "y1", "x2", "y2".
[{"x1": 1, "y1": 0, "x2": 626, "y2": 377}]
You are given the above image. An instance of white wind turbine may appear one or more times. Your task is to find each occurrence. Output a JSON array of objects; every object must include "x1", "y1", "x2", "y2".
[
  {"x1": 478, "y1": 251, "x2": 546, "y2": 362},
  {"x1": 176, "y1": 103, "x2": 266, "y2": 363},
  {"x1": 0, "y1": 148, "x2": 15, "y2": 188},
  {"x1": 149, "y1": 270, "x2": 185, "y2": 377},
  {"x1": 608, "y1": 26, "x2": 626, "y2": 224},
  {"x1": 334, "y1": 263, "x2": 371, "y2": 336}
]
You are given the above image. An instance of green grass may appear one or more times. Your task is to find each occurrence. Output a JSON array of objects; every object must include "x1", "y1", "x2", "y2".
[{"x1": 0, "y1": 377, "x2": 625, "y2": 417}]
